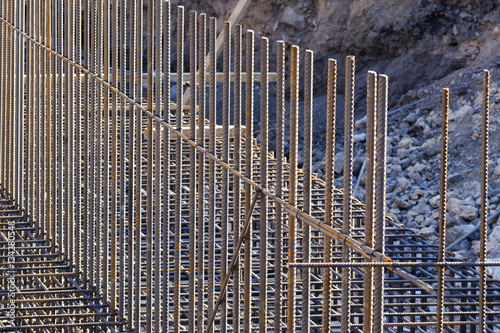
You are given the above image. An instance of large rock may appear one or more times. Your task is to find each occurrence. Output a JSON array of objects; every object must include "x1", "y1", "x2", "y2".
[
  {"x1": 282, "y1": 7, "x2": 305, "y2": 29},
  {"x1": 399, "y1": 137, "x2": 413, "y2": 149},
  {"x1": 448, "y1": 197, "x2": 478, "y2": 221},
  {"x1": 429, "y1": 195, "x2": 440, "y2": 209},
  {"x1": 488, "y1": 225, "x2": 500, "y2": 258},
  {"x1": 334, "y1": 152, "x2": 344, "y2": 174},
  {"x1": 449, "y1": 105, "x2": 473, "y2": 122}
]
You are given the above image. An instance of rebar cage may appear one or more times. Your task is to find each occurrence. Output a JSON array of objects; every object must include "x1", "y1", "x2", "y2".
[{"x1": 0, "y1": 0, "x2": 499, "y2": 332}]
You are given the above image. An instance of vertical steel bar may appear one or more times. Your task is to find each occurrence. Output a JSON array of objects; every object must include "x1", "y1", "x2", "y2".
[
  {"x1": 127, "y1": 0, "x2": 137, "y2": 327},
  {"x1": 118, "y1": 0, "x2": 126, "y2": 321},
  {"x1": 221, "y1": 20, "x2": 231, "y2": 333},
  {"x1": 134, "y1": 0, "x2": 144, "y2": 329},
  {"x1": 9, "y1": 0, "x2": 14, "y2": 202},
  {"x1": 110, "y1": 0, "x2": 119, "y2": 312},
  {"x1": 363, "y1": 70, "x2": 377, "y2": 333},
  {"x1": 89, "y1": 0, "x2": 97, "y2": 288},
  {"x1": 50, "y1": 0, "x2": 56, "y2": 252},
  {"x1": 233, "y1": 24, "x2": 243, "y2": 333},
  {"x1": 25, "y1": 0, "x2": 32, "y2": 222},
  {"x1": 322, "y1": 57, "x2": 337, "y2": 333},
  {"x1": 26, "y1": 0, "x2": 33, "y2": 225},
  {"x1": 174, "y1": 6, "x2": 184, "y2": 333},
  {"x1": 161, "y1": 2, "x2": 171, "y2": 332},
  {"x1": 2, "y1": 0, "x2": 8, "y2": 198},
  {"x1": 57, "y1": 0, "x2": 63, "y2": 257},
  {"x1": 189, "y1": 9, "x2": 198, "y2": 333},
  {"x1": 6, "y1": 0, "x2": 11, "y2": 200},
  {"x1": 437, "y1": 88, "x2": 450, "y2": 333},
  {"x1": 102, "y1": 0, "x2": 111, "y2": 306},
  {"x1": 479, "y1": 69, "x2": 490, "y2": 333},
  {"x1": 0, "y1": 1, "x2": 4, "y2": 192},
  {"x1": 75, "y1": 0, "x2": 82, "y2": 279},
  {"x1": 341, "y1": 55, "x2": 355, "y2": 333},
  {"x1": 0, "y1": 1, "x2": 5, "y2": 195},
  {"x1": 302, "y1": 48, "x2": 313, "y2": 333},
  {"x1": 83, "y1": 0, "x2": 90, "y2": 286},
  {"x1": 153, "y1": 0, "x2": 163, "y2": 330},
  {"x1": 244, "y1": 29, "x2": 254, "y2": 333},
  {"x1": 68, "y1": 0, "x2": 76, "y2": 269},
  {"x1": 207, "y1": 16, "x2": 217, "y2": 333},
  {"x1": 197, "y1": 12, "x2": 207, "y2": 333},
  {"x1": 96, "y1": 0, "x2": 104, "y2": 296},
  {"x1": 373, "y1": 74, "x2": 389, "y2": 333},
  {"x1": 146, "y1": 0, "x2": 154, "y2": 331},
  {"x1": 275, "y1": 40, "x2": 286, "y2": 333},
  {"x1": 287, "y1": 44, "x2": 299, "y2": 333},
  {"x1": 17, "y1": 0, "x2": 24, "y2": 210},
  {"x1": 259, "y1": 35, "x2": 269, "y2": 333}
]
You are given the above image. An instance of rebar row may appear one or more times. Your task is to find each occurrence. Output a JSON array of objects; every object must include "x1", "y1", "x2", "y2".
[{"x1": 0, "y1": 1, "x2": 500, "y2": 332}]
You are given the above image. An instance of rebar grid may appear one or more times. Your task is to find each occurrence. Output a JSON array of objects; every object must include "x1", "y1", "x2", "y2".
[{"x1": 0, "y1": 1, "x2": 500, "y2": 332}]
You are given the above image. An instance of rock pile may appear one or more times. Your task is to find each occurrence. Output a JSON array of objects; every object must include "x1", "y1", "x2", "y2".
[{"x1": 336, "y1": 67, "x2": 500, "y2": 262}]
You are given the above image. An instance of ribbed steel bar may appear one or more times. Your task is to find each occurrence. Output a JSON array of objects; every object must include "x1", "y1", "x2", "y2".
[
  {"x1": 221, "y1": 20, "x2": 231, "y2": 333},
  {"x1": 275, "y1": 39, "x2": 286, "y2": 333},
  {"x1": 127, "y1": 0, "x2": 138, "y2": 327},
  {"x1": 363, "y1": 70, "x2": 377, "y2": 333},
  {"x1": 189, "y1": 10, "x2": 198, "y2": 333},
  {"x1": 437, "y1": 88, "x2": 450, "y2": 333},
  {"x1": 118, "y1": 0, "x2": 127, "y2": 321},
  {"x1": 89, "y1": 0, "x2": 97, "y2": 288},
  {"x1": 83, "y1": 0, "x2": 90, "y2": 287},
  {"x1": 233, "y1": 23, "x2": 243, "y2": 333},
  {"x1": 67, "y1": 0, "x2": 76, "y2": 270},
  {"x1": 0, "y1": 1, "x2": 4, "y2": 193},
  {"x1": 48, "y1": 0, "x2": 55, "y2": 251},
  {"x1": 302, "y1": 48, "x2": 313, "y2": 333},
  {"x1": 16, "y1": 0, "x2": 24, "y2": 210},
  {"x1": 288, "y1": 44, "x2": 300, "y2": 333},
  {"x1": 479, "y1": 69, "x2": 491, "y2": 332},
  {"x1": 0, "y1": 1, "x2": 5, "y2": 196},
  {"x1": 110, "y1": 0, "x2": 119, "y2": 312},
  {"x1": 6, "y1": 0, "x2": 12, "y2": 202},
  {"x1": 244, "y1": 29, "x2": 254, "y2": 333},
  {"x1": 102, "y1": 0, "x2": 111, "y2": 307},
  {"x1": 259, "y1": 36, "x2": 269, "y2": 333},
  {"x1": 342, "y1": 55, "x2": 355, "y2": 333},
  {"x1": 162, "y1": 2, "x2": 171, "y2": 332},
  {"x1": 26, "y1": 0, "x2": 34, "y2": 229},
  {"x1": 99, "y1": 0, "x2": 109, "y2": 307},
  {"x1": 153, "y1": 0, "x2": 163, "y2": 330},
  {"x1": 146, "y1": 0, "x2": 155, "y2": 330},
  {"x1": 374, "y1": 74, "x2": 389, "y2": 333},
  {"x1": 290, "y1": 261, "x2": 500, "y2": 268},
  {"x1": 197, "y1": 12, "x2": 207, "y2": 333},
  {"x1": 96, "y1": 0, "x2": 105, "y2": 296},
  {"x1": 174, "y1": 6, "x2": 184, "y2": 333},
  {"x1": 75, "y1": 0, "x2": 82, "y2": 278},
  {"x1": 56, "y1": 0, "x2": 63, "y2": 259},
  {"x1": 54, "y1": 0, "x2": 60, "y2": 255},
  {"x1": 134, "y1": 0, "x2": 144, "y2": 329},
  {"x1": 208, "y1": 16, "x2": 217, "y2": 333}
]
